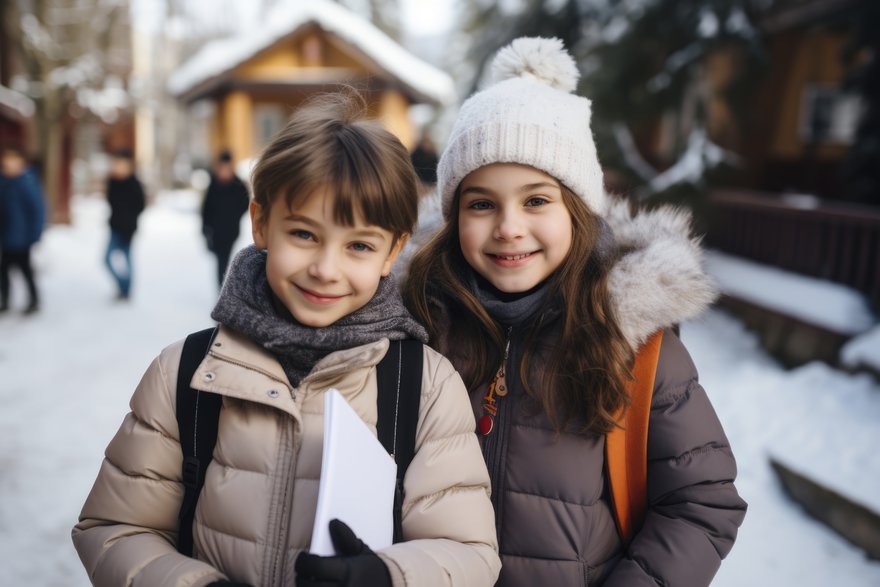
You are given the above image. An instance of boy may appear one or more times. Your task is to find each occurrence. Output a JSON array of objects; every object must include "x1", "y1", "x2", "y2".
[{"x1": 72, "y1": 92, "x2": 500, "y2": 587}]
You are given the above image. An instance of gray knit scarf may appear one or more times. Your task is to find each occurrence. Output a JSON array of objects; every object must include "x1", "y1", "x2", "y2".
[
  {"x1": 469, "y1": 271, "x2": 550, "y2": 327},
  {"x1": 212, "y1": 246, "x2": 427, "y2": 386}
]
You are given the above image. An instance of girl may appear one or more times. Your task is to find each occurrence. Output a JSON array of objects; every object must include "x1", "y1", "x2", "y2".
[
  {"x1": 73, "y1": 92, "x2": 500, "y2": 587},
  {"x1": 405, "y1": 37, "x2": 746, "y2": 586}
]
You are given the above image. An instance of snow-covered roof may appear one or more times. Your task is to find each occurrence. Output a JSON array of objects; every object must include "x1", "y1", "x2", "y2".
[
  {"x1": 168, "y1": 0, "x2": 454, "y2": 105},
  {"x1": 0, "y1": 84, "x2": 35, "y2": 119}
]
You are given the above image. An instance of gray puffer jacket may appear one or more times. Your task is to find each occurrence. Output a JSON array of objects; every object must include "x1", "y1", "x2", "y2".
[{"x1": 449, "y1": 198, "x2": 747, "y2": 586}]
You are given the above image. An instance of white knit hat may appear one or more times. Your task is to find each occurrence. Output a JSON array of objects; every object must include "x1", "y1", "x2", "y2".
[{"x1": 437, "y1": 37, "x2": 605, "y2": 219}]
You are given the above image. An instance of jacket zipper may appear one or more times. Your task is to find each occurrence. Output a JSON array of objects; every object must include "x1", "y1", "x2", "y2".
[
  {"x1": 482, "y1": 327, "x2": 513, "y2": 539},
  {"x1": 267, "y1": 416, "x2": 297, "y2": 585}
]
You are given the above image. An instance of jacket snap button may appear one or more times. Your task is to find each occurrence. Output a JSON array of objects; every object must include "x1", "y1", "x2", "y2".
[
  {"x1": 203, "y1": 372, "x2": 216, "y2": 382},
  {"x1": 267, "y1": 389, "x2": 280, "y2": 399}
]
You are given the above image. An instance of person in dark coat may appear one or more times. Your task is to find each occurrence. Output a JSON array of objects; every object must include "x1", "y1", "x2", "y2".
[
  {"x1": 410, "y1": 134, "x2": 438, "y2": 196},
  {"x1": 201, "y1": 149, "x2": 250, "y2": 287},
  {"x1": 0, "y1": 145, "x2": 45, "y2": 314},
  {"x1": 104, "y1": 148, "x2": 145, "y2": 300}
]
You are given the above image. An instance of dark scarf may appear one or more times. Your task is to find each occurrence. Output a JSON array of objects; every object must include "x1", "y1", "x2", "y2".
[
  {"x1": 211, "y1": 246, "x2": 427, "y2": 386},
  {"x1": 468, "y1": 271, "x2": 550, "y2": 327}
]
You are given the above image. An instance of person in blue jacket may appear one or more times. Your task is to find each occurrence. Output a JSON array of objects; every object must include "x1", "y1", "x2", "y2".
[{"x1": 0, "y1": 144, "x2": 46, "y2": 315}]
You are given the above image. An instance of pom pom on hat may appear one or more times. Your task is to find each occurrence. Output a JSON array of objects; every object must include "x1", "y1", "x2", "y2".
[
  {"x1": 491, "y1": 37, "x2": 580, "y2": 93},
  {"x1": 437, "y1": 36, "x2": 605, "y2": 220}
]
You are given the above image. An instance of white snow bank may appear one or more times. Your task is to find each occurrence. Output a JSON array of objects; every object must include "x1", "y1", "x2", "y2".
[
  {"x1": 841, "y1": 325, "x2": 880, "y2": 372},
  {"x1": 706, "y1": 250, "x2": 876, "y2": 335},
  {"x1": 682, "y1": 312, "x2": 880, "y2": 586}
]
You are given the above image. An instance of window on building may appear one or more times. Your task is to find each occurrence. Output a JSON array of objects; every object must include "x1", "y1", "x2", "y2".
[
  {"x1": 800, "y1": 86, "x2": 862, "y2": 144},
  {"x1": 254, "y1": 105, "x2": 285, "y2": 149}
]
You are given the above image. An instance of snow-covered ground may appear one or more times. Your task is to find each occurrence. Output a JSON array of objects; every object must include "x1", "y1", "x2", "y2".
[{"x1": 1, "y1": 193, "x2": 880, "y2": 585}]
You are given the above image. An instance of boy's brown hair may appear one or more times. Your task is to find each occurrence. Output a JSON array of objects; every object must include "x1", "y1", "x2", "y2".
[{"x1": 251, "y1": 89, "x2": 419, "y2": 243}]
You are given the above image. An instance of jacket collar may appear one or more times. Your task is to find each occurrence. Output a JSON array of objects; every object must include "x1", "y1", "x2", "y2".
[
  {"x1": 601, "y1": 196, "x2": 718, "y2": 349},
  {"x1": 190, "y1": 326, "x2": 390, "y2": 416}
]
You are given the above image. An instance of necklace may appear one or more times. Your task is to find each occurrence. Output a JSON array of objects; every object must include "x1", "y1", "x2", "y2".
[{"x1": 479, "y1": 329, "x2": 511, "y2": 436}]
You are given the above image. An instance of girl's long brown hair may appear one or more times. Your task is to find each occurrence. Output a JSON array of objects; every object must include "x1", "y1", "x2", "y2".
[{"x1": 403, "y1": 186, "x2": 633, "y2": 435}]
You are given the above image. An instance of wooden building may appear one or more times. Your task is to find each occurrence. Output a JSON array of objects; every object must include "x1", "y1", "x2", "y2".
[
  {"x1": 0, "y1": 85, "x2": 32, "y2": 148},
  {"x1": 698, "y1": 1, "x2": 878, "y2": 368},
  {"x1": 737, "y1": 0, "x2": 863, "y2": 199},
  {"x1": 168, "y1": 0, "x2": 454, "y2": 169}
]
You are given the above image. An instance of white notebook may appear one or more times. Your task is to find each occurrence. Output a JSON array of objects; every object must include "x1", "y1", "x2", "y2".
[{"x1": 310, "y1": 388, "x2": 397, "y2": 555}]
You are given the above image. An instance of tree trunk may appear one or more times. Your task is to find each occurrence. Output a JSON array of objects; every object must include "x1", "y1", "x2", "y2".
[{"x1": 35, "y1": 90, "x2": 68, "y2": 224}]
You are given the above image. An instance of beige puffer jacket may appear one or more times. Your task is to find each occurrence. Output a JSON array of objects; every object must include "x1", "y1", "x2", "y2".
[{"x1": 72, "y1": 326, "x2": 500, "y2": 587}]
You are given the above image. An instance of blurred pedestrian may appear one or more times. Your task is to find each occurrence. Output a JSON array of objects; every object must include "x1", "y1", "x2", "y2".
[
  {"x1": 201, "y1": 149, "x2": 249, "y2": 288},
  {"x1": 410, "y1": 134, "x2": 438, "y2": 196},
  {"x1": 104, "y1": 148, "x2": 145, "y2": 300},
  {"x1": 0, "y1": 145, "x2": 45, "y2": 315}
]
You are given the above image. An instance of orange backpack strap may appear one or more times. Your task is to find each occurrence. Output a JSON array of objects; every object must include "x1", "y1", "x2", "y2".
[{"x1": 605, "y1": 330, "x2": 664, "y2": 545}]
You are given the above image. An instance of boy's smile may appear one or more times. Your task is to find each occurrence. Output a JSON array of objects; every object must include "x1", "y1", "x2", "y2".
[
  {"x1": 294, "y1": 284, "x2": 348, "y2": 305},
  {"x1": 251, "y1": 188, "x2": 406, "y2": 327},
  {"x1": 457, "y1": 163, "x2": 573, "y2": 293}
]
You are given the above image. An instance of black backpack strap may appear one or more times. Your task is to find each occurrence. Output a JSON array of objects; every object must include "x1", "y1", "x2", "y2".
[
  {"x1": 376, "y1": 339, "x2": 423, "y2": 544},
  {"x1": 175, "y1": 326, "x2": 221, "y2": 557}
]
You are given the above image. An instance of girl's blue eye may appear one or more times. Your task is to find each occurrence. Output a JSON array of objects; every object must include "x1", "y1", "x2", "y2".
[
  {"x1": 526, "y1": 197, "x2": 548, "y2": 207},
  {"x1": 292, "y1": 229, "x2": 313, "y2": 240},
  {"x1": 351, "y1": 242, "x2": 373, "y2": 252},
  {"x1": 468, "y1": 200, "x2": 494, "y2": 210}
]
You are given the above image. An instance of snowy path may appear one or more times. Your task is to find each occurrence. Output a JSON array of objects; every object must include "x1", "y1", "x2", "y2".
[{"x1": 1, "y1": 194, "x2": 879, "y2": 585}]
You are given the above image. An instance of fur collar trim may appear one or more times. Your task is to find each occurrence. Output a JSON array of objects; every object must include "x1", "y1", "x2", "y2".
[{"x1": 601, "y1": 196, "x2": 718, "y2": 349}]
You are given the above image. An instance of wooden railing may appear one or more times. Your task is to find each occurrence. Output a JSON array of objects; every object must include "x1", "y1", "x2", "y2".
[{"x1": 705, "y1": 190, "x2": 880, "y2": 310}]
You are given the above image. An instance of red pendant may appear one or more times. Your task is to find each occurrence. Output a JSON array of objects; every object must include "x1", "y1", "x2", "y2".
[{"x1": 478, "y1": 414, "x2": 494, "y2": 436}]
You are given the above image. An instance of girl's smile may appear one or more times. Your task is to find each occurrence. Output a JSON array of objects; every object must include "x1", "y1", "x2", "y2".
[{"x1": 487, "y1": 250, "x2": 539, "y2": 267}]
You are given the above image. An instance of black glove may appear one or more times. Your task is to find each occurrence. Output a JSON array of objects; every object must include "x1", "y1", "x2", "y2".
[{"x1": 295, "y1": 519, "x2": 393, "y2": 587}]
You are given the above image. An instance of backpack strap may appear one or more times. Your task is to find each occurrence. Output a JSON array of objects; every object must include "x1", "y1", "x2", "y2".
[
  {"x1": 375, "y1": 339, "x2": 424, "y2": 543},
  {"x1": 175, "y1": 326, "x2": 221, "y2": 557},
  {"x1": 606, "y1": 330, "x2": 664, "y2": 545}
]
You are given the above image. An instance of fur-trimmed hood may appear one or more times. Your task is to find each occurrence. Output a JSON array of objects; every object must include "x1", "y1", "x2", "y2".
[
  {"x1": 400, "y1": 190, "x2": 718, "y2": 351},
  {"x1": 602, "y1": 195, "x2": 718, "y2": 349}
]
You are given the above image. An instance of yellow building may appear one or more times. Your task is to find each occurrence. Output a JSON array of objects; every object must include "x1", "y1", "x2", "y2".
[{"x1": 168, "y1": 1, "x2": 453, "y2": 167}]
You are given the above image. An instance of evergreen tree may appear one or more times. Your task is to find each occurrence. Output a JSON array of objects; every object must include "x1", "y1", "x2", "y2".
[
  {"x1": 584, "y1": 0, "x2": 763, "y2": 204},
  {"x1": 458, "y1": 0, "x2": 764, "y2": 208},
  {"x1": 460, "y1": 0, "x2": 599, "y2": 95}
]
